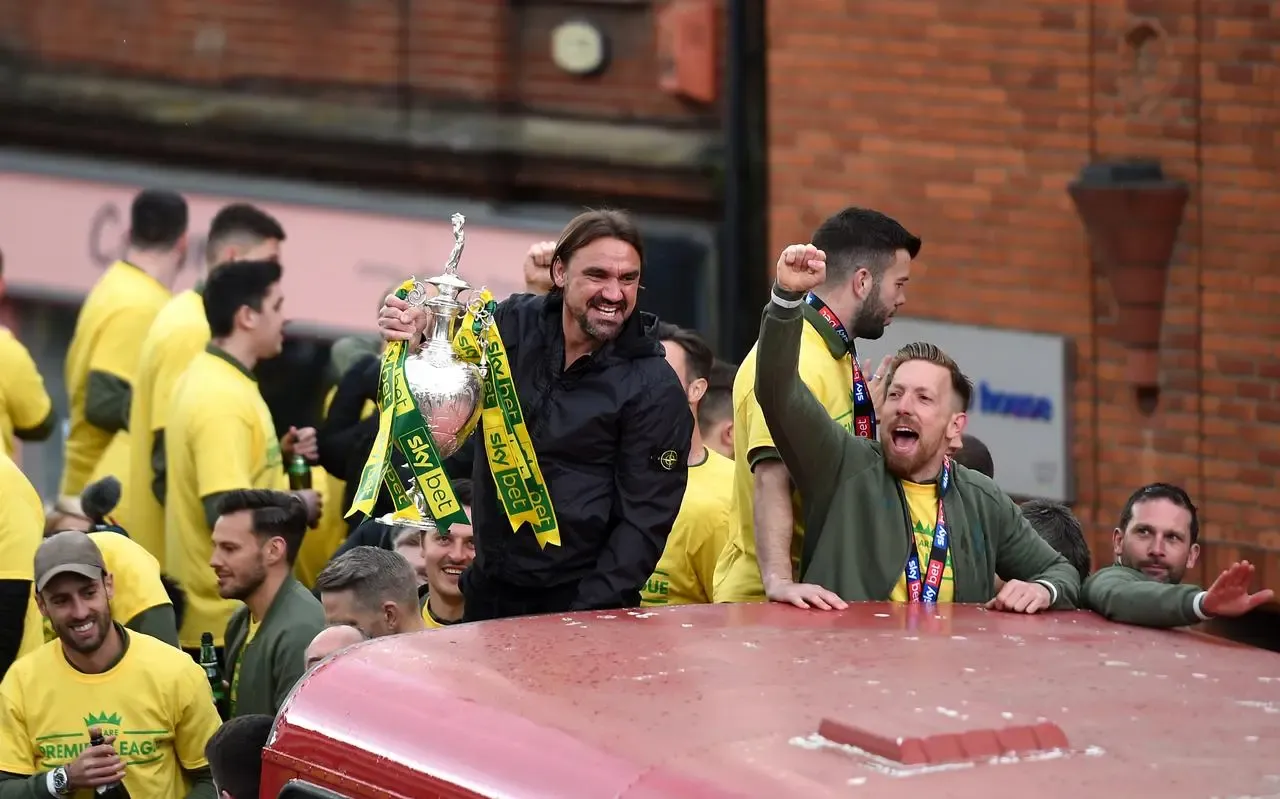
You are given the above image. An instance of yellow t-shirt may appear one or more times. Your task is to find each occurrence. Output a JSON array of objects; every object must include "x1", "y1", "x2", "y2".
[
  {"x1": 228, "y1": 617, "x2": 260, "y2": 715},
  {"x1": 712, "y1": 314, "x2": 854, "y2": 603},
  {"x1": 166, "y1": 348, "x2": 284, "y2": 648},
  {"x1": 642, "y1": 448, "x2": 734, "y2": 606},
  {"x1": 39, "y1": 532, "x2": 173, "y2": 644},
  {"x1": 0, "y1": 328, "x2": 52, "y2": 457},
  {"x1": 85, "y1": 430, "x2": 130, "y2": 515},
  {"x1": 0, "y1": 630, "x2": 221, "y2": 799},
  {"x1": 293, "y1": 388, "x2": 376, "y2": 589},
  {"x1": 421, "y1": 602, "x2": 446, "y2": 629},
  {"x1": 124, "y1": 289, "x2": 210, "y2": 560},
  {"x1": 62, "y1": 261, "x2": 171, "y2": 496},
  {"x1": 0, "y1": 452, "x2": 46, "y2": 661},
  {"x1": 888, "y1": 481, "x2": 955, "y2": 603}
]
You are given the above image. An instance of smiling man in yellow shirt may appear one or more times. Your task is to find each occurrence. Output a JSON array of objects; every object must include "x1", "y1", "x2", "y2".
[
  {"x1": 165, "y1": 260, "x2": 320, "y2": 652},
  {"x1": 0, "y1": 531, "x2": 219, "y2": 798},
  {"x1": 124, "y1": 204, "x2": 286, "y2": 559},
  {"x1": 640, "y1": 324, "x2": 733, "y2": 606},
  {"x1": 62, "y1": 190, "x2": 188, "y2": 498}
]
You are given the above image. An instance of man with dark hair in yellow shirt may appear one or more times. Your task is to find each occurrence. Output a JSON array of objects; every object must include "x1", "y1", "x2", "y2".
[
  {"x1": 124, "y1": 203, "x2": 286, "y2": 559},
  {"x1": 0, "y1": 249, "x2": 56, "y2": 456},
  {"x1": 642, "y1": 324, "x2": 734, "y2": 606},
  {"x1": 713, "y1": 207, "x2": 921, "y2": 608},
  {"x1": 165, "y1": 259, "x2": 320, "y2": 654},
  {"x1": 62, "y1": 189, "x2": 188, "y2": 497},
  {"x1": 0, "y1": 531, "x2": 219, "y2": 798},
  {"x1": 699, "y1": 359, "x2": 736, "y2": 460}
]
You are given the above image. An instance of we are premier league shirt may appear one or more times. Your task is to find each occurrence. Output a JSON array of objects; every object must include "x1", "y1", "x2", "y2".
[{"x1": 0, "y1": 628, "x2": 221, "y2": 798}]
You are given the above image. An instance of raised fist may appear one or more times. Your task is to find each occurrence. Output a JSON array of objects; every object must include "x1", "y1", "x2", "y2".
[
  {"x1": 523, "y1": 241, "x2": 556, "y2": 294},
  {"x1": 775, "y1": 244, "x2": 826, "y2": 294}
]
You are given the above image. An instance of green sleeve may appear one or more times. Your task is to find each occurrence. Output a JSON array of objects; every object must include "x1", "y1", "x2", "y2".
[
  {"x1": 0, "y1": 772, "x2": 54, "y2": 799},
  {"x1": 183, "y1": 767, "x2": 215, "y2": 799},
  {"x1": 13, "y1": 411, "x2": 55, "y2": 443},
  {"x1": 84, "y1": 371, "x2": 132, "y2": 433},
  {"x1": 151, "y1": 431, "x2": 167, "y2": 505},
  {"x1": 1083, "y1": 565, "x2": 1203, "y2": 628},
  {"x1": 125, "y1": 604, "x2": 180, "y2": 648},
  {"x1": 753, "y1": 290, "x2": 873, "y2": 515},
  {"x1": 992, "y1": 493, "x2": 1081, "y2": 609}
]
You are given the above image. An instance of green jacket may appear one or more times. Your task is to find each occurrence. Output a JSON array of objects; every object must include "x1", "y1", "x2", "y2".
[
  {"x1": 225, "y1": 576, "x2": 326, "y2": 717},
  {"x1": 1083, "y1": 565, "x2": 1207, "y2": 628},
  {"x1": 755, "y1": 294, "x2": 1080, "y2": 607}
]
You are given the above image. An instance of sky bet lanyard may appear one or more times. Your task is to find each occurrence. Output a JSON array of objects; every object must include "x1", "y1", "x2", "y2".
[
  {"x1": 805, "y1": 292, "x2": 876, "y2": 439},
  {"x1": 904, "y1": 456, "x2": 953, "y2": 603}
]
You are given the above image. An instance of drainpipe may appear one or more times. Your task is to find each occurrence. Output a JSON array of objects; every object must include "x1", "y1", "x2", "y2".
[{"x1": 718, "y1": 0, "x2": 769, "y2": 360}]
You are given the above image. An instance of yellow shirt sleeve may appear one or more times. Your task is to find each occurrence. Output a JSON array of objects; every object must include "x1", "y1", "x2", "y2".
[
  {"x1": 170, "y1": 660, "x2": 221, "y2": 770},
  {"x1": 0, "y1": 675, "x2": 34, "y2": 774},
  {"x1": 150, "y1": 327, "x2": 209, "y2": 433},
  {"x1": 192, "y1": 414, "x2": 259, "y2": 498},
  {"x1": 0, "y1": 335, "x2": 52, "y2": 431},
  {"x1": 89, "y1": 308, "x2": 157, "y2": 382},
  {"x1": 743, "y1": 355, "x2": 837, "y2": 462}
]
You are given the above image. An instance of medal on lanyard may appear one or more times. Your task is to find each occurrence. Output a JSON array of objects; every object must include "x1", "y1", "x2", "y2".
[
  {"x1": 805, "y1": 292, "x2": 876, "y2": 439},
  {"x1": 904, "y1": 457, "x2": 952, "y2": 604}
]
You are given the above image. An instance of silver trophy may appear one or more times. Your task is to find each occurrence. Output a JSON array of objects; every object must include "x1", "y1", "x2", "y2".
[{"x1": 379, "y1": 213, "x2": 488, "y2": 531}]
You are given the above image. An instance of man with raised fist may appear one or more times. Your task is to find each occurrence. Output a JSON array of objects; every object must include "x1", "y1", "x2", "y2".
[{"x1": 751, "y1": 243, "x2": 1081, "y2": 612}]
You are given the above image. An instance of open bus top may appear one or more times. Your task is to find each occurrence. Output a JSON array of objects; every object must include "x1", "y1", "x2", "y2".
[{"x1": 267, "y1": 602, "x2": 1279, "y2": 798}]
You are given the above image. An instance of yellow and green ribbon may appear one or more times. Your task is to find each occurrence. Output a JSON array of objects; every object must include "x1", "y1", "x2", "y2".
[
  {"x1": 453, "y1": 290, "x2": 561, "y2": 549},
  {"x1": 347, "y1": 279, "x2": 470, "y2": 532},
  {"x1": 348, "y1": 284, "x2": 560, "y2": 548}
]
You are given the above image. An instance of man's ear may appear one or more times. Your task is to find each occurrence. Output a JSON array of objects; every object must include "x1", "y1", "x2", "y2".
[
  {"x1": 1111, "y1": 527, "x2": 1124, "y2": 561},
  {"x1": 946, "y1": 412, "x2": 967, "y2": 446},
  {"x1": 551, "y1": 257, "x2": 567, "y2": 290},
  {"x1": 103, "y1": 573, "x2": 115, "y2": 602},
  {"x1": 384, "y1": 601, "x2": 401, "y2": 631},
  {"x1": 851, "y1": 267, "x2": 874, "y2": 301},
  {"x1": 1186, "y1": 542, "x2": 1201, "y2": 570},
  {"x1": 688, "y1": 377, "x2": 708, "y2": 406}
]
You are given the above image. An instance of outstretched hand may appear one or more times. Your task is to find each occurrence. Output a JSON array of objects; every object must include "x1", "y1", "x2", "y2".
[
  {"x1": 775, "y1": 244, "x2": 827, "y2": 294},
  {"x1": 1202, "y1": 560, "x2": 1275, "y2": 618}
]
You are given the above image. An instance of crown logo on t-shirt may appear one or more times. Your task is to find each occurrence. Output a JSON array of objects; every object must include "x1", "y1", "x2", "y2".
[{"x1": 83, "y1": 711, "x2": 122, "y2": 728}]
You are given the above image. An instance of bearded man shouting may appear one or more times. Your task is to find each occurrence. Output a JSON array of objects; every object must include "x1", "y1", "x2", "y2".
[{"x1": 754, "y1": 244, "x2": 1080, "y2": 613}]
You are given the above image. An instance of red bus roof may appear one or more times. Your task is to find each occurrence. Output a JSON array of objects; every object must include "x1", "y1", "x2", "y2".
[{"x1": 268, "y1": 602, "x2": 1279, "y2": 798}]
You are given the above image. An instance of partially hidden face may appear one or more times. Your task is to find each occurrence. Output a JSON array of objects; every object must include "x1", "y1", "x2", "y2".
[
  {"x1": 661, "y1": 339, "x2": 706, "y2": 408},
  {"x1": 320, "y1": 589, "x2": 396, "y2": 639},
  {"x1": 851, "y1": 249, "x2": 912, "y2": 340},
  {"x1": 245, "y1": 280, "x2": 287, "y2": 359},
  {"x1": 210, "y1": 510, "x2": 271, "y2": 602},
  {"x1": 880, "y1": 359, "x2": 964, "y2": 481},
  {"x1": 554, "y1": 237, "x2": 641, "y2": 344},
  {"x1": 37, "y1": 573, "x2": 115, "y2": 655},
  {"x1": 1114, "y1": 498, "x2": 1198, "y2": 585},
  {"x1": 422, "y1": 511, "x2": 475, "y2": 603}
]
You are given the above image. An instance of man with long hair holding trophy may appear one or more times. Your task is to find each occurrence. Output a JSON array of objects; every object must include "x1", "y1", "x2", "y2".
[{"x1": 368, "y1": 210, "x2": 693, "y2": 620}]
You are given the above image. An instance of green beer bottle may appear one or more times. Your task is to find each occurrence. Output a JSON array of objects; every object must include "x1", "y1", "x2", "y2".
[
  {"x1": 199, "y1": 632, "x2": 228, "y2": 720},
  {"x1": 88, "y1": 730, "x2": 132, "y2": 797},
  {"x1": 288, "y1": 454, "x2": 312, "y2": 491}
]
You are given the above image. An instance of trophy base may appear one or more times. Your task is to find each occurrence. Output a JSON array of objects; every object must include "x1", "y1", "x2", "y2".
[{"x1": 376, "y1": 511, "x2": 439, "y2": 533}]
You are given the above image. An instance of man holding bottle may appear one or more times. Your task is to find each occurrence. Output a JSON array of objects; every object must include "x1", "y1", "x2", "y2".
[{"x1": 0, "y1": 531, "x2": 219, "y2": 797}]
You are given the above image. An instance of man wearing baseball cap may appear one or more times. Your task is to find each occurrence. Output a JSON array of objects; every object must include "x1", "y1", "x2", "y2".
[{"x1": 0, "y1": 531, "x2": 219, "y2": 798}]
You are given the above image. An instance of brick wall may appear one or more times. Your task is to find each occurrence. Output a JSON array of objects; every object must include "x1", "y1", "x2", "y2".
[
  {"x1": 0, "y1": 0, "x2": 719, "y2": 123},
  {"x1": 768, "y1": 0, "x2": 1280, "y2": 585}
]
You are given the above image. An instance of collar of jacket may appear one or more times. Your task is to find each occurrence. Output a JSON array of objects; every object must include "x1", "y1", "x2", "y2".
[
  {"x1": 540, "y1": 290, "x2": 665, "y2": 362},
  {"x1": 257, "y1": 574, "x2": 304, "y2": 627}
]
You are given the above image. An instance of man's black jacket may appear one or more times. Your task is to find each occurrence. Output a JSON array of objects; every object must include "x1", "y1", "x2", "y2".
[{"x1": 471, "y1": 292, "x2": 692, "y2": 610}]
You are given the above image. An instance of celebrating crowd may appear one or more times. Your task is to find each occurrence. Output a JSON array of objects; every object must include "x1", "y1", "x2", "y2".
[{"x1": 0, "y1": 191, "x2": 1274, "y2": 798}]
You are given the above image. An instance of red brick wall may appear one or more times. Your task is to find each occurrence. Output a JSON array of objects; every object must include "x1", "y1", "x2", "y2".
[
  {"x1": 0, "y1": 1, "x2": 719, "y2": 123},
  {"x1": 768, "y1": 0, "x2": 1280, "y2": 586}
]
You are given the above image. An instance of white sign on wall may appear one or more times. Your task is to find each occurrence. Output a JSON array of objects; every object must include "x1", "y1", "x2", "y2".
[{"x1": 860, "y1": 318, "x2": 1072, "y2": 502}]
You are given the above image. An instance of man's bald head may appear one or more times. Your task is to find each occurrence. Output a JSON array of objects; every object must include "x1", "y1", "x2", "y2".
[{"x1": 305, "y1": 624, "x2": 368, "y2": 670}]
